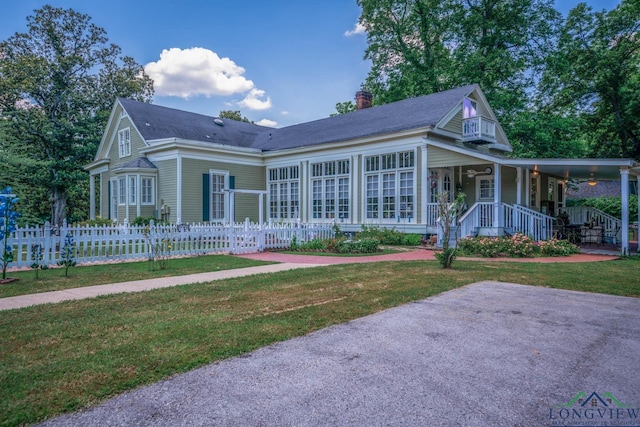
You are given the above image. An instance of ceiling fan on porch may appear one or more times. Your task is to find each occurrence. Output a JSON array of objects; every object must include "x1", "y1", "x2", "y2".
[{"x1": 466, "y1": 167, "x2": 493, "y2": 178}]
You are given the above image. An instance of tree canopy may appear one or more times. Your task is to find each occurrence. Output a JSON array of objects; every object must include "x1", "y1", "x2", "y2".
[
  {"x1": 356, "y1": 0, "x2": 640, "y2": 160},
  {"x1": 219, "y1": 110, "x2": 253, "y2": 123},
  {"x1": 0, "y1": 5, "x2": 153, "y2": 225}
]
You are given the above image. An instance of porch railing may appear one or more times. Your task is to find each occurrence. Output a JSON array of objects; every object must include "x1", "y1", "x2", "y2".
[
  {"x1": 456, "y1": 202, "x2": 553, "y2": 241},
  {"x1": 561, "y1": 206, "x2": 622, "y2": 243},
  {"x1": 458, "y1": 202, "x2": 494, "y2": 238},
  {"x1": 509, "y1": 204, "x2": 554, "y2": 241},
  {"x1": 462, "y1": 116, "x2": 497, "y2": 143}
]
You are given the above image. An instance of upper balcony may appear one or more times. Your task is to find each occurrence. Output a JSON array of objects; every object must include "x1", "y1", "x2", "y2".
[{"x1": 462, "y1": 116, "x2": 497, "y2": 144}]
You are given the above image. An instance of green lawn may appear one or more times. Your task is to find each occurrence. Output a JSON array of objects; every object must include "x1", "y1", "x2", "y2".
[
  {"x1": 1, "y1": 257, "x2": 639, "y2": 426},
  {"x1": 0, "y1": 255, "x2": 274, "y2": 298}
]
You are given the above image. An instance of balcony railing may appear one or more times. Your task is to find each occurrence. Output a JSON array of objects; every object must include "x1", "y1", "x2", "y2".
[{"x1": 462, "y1": 116, "x2": 497, "y2": 144}]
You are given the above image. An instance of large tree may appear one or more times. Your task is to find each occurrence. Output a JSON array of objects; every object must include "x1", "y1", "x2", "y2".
[
  {"x1": 357, "y1": 0, "x2": 559, "y2": 118},
  {"x1": 540, "y1": 0, "x2": 640, "y2": 159},
  {"x1": 0, "y1": 5, "x2": 153, "y2": 225}
]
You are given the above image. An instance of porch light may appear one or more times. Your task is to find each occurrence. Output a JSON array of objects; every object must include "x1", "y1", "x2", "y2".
[
  {"x1": 532, "y1": 170, "x2": 539, "y2": 176},
  {"x1": 587, "y1": 173, "x2": 597, "y2": 186}
]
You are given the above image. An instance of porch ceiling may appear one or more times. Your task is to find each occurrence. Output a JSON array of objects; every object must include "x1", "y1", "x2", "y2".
[{"x1": 503, "y1": 159, "x2": 639, "y2": 180}]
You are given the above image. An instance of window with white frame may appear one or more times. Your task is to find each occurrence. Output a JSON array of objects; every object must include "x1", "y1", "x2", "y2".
[
  {"x1": 311, "y1": 160, "x2": 350, "y2": 220},
  {"x1": 364, "y1": 151, "x2": 415, "y2": 220},
  {"x1": 118, "y1": 128, "x2": 131, "y2": 158},
  {"x1": 129, "y1": 176, "x2": 136, "y2": 204},
  {"x1": 267, "y1": 165, "x2": 299, "y2": 220},
  {"x1": 141, "y1": 177, "x2": 154, "y2": 205},
  {"x1": 118, "y1": 177, "x2": 126, "y2": 205},
  {"x1": 211, "y1": 173, "x2": 226, "y2": 220},
  {"x1": 478, "y1": 177, "x2": 495, "y2": 200}
]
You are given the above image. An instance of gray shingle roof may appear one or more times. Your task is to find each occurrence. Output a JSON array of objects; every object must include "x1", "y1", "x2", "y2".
[
  {"x1": 113, "y1": 157, "x2": 157, "y2": 170},
  {"x1": 118, "y1": 84, "x2": 477, "y2": 152}
]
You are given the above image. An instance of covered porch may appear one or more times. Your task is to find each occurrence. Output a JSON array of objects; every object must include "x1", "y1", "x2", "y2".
[{"x1": 422, "y1": 146, "x2": 639, "y2": 255}]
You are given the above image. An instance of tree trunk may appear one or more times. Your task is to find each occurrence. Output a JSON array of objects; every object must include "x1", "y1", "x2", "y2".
[{"x1": 50, "y1": 189, "x2": 67, "y2": 227}]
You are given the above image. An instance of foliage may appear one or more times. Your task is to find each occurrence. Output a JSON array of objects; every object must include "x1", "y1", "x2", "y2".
[
  {"x1": 218, "y1": 110, "x2": 253, "y2": 123},
  {"x1": 358, "y1": 0, "x2": 559, "y2": 119},
  {"x1": 539, "y1": 0, "x2": 640, "y2": 159},
  {"x1": 56, "y1": 233, "x2": 77, "y2": 277},
  {"x1": 356, "y1": 225, "x2": 403, "y2": 245},
  {"x1": 131, "y1": 216, "x2": 158, "y2": 227},
  {"x1": 457, "y1": 234, "x2": 580, "y2": 257},
  {"x1": 567, "y1": 196, "x2": 639, "y2": 219},
  {"x1": 0, "y1": 187, "x2": 20, "y2": 279},
  {"x1": 76, "y1": 217, "x2": 116, "y2": 227},
  {"x1": 330, "y1": 101, "x2": 357, "y2": 116},
  {"x1": 335, "y1": 237, "x2": 380, "y2": 254},
  {"x1": 29, "y1": 244, "x2": 47, "y2": 279},
  {"x1": 142, "y1": 225, "x2": 172, "y2": 270},
  {"x1": 0, "y1": 6, "x2": 154, "y2": 226},
  {"x1": 401, "y1": 233, "x2": 422, "y2": 246},
  {"x1": 289, "y1": 236, "x2": 380, "y2": 254},
  {"x1": 435, "y1": 191, "x2": 467, "y2": 268}
]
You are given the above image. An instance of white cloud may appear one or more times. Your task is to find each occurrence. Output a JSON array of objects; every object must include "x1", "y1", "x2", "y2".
[
  {"x1": 238, "y1": 88, "x2": 272, "y2": 110},
  {"x1": 344, "y1": 22, "x2": 366, "y2": 36},
  {"x1": 145, "y1": 47, "x2": 254, "y2": 98},
  {"x1": 256, "y1": 118, "x2": 278, "y2": 127},
  {"x1": 281, "y1": 110, "x2": 289, "y2": 115}
]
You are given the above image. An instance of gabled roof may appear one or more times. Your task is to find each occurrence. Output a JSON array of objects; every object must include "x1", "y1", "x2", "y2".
[
  {"x1": 118, "y1": 98, "x2": 271, "y2": 149},
  {"x1": 254, "y1": 84, "x2": 479, "y2": 151},
  {"x1": 116, "y1": 84, "x2": 480, "y2": 153}
]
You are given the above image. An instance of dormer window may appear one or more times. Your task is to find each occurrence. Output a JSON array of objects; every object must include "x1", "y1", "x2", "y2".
[
  {"x1": 118, "y1": 128, "x2": 131, "y2": 158},
  {"x1": 463, "y1": 98, "x2": 477, "y2": 119}
]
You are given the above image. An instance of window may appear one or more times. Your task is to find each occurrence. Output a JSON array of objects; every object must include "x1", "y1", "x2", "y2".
[
  {"x1": 118, "y1": 128, "x2": 131, "y2": 158},
  {"x1": 211, "y1": 173, "x2": 225, "y2": 220},
  {"x1": 463, "y1": 98, "x2": 477, "y2": 119},
  {"x1": 479, "y1": 177, "x2": 495, "y2": 200},
  {"x1": 129, "y1": 176, "x2": 136, "y2": 204},
  {"x1": 364, "y1": 151, "x2": 415, "y2": 220},
  {"x1": 141, "y1": 177, "x2": 154, "y2": 205},
  {"x1": 118, "y1": 177, "x2": 126, "y2": 205},
  {"x1": 399, "y1": 171, "x2": 414, "y2": 219},
  {"x1": 268, "y1": 165, "x2": 300, "y2": 220},
  {"x1": 310, "y1": 160, "x2": 350, "y2": 220},
  {"x1": 366, "y1": 175, "x2": 379, "y2": 219}
]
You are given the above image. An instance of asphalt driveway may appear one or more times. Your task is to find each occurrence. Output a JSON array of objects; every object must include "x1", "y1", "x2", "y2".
[{"x1": 39, "y1": 281, "x2": 640, "y2": 427}]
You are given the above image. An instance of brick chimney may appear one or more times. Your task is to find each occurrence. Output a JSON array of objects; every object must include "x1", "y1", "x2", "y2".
[{"x1": 355, "y1": 90, "x2": 373, "y2": 110}]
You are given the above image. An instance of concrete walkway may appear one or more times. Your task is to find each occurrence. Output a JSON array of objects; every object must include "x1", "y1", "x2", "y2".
[
  {"x1": 0, "y1": 263, "x2": 325, "y2": 311},
  {"x1": 0, "y1": 248, "x2": 619, "y2": 311}
]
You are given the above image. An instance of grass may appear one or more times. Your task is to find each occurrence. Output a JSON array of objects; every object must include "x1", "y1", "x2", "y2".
[
  {"x1": 1, "y1": 257, "x2": 639, "y2": 426},
  {"x1": 0, "y1": 255, "x2": 274, "y2": 298}
]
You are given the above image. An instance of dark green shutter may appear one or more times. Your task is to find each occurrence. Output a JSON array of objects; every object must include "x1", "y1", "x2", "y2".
[
  {"x1": 202, "y1": 174, "x2": 210, "y2": 221},
  {"x1": 229, "y1": 175, "x2": 235, "y2": 190},
  {"x1": 107, "y1": 181, "x2": 111, "y2": 219}
]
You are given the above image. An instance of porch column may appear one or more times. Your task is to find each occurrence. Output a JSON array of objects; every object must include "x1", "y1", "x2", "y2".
[
  {"x1": 420, "y1": 144, "x2": 428, "y2": 224},
  {"x1": 301, "y1": 161, "x2": 308, "y2": 222},
  {"x1": 516, "y1": 167, "x2": 522, "y2": 205},
  {"x1": 493, "y1": 163, "x2": 502, "y2": 228},
  {"x1": 89, "y1": 174, "x2": 96, "y2": 220},
  {"x1": 621, "y1": 169, "x2": 630, "y2": 255},
  {"x1": 351, "y1": 154, "x2": 359, "y2": 225}
]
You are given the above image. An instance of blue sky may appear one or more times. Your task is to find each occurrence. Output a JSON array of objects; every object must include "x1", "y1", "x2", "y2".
[{"x1": 0, "y1": 0, "x2": 620, "y2": 128}]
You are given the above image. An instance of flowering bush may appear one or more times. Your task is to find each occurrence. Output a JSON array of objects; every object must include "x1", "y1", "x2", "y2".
[{"x1": 458, "y1": 233, "x2": 579, "y2": 258}]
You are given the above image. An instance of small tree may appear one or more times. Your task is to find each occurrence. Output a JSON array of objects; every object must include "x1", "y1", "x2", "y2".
[
  {"x1": 57, "y1": 233, "x2": 77, "y2": 277},
  {"x1": 0, "y1": 188, "x2": 20, "y2": 280},
  {"x1": 434, "y1": 191, "x2": 466, "y2": 269},
  {"x1": 30, "y1": 244, "x2": 48, "y2": 279}
]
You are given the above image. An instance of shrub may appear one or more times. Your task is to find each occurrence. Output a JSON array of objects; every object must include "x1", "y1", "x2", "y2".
[
  {"x1": 356, "y1": 225, "x2": 412, "y2": 246},
  {"x1": 538, "y1": 239, "x2": 580, "y2": 256},
  {"x1": 132, "y1": 216, "x2": 157, "y2": 226},
  {"x1": 567, "y1": 196, "x2": 638, "y2": 219},
  {"x1": 457, "y1": 234, "x2": 580, "y2": 258},
  {"x1": 335, "y1": 237, "x2": 379, "y2": 254},
  {"x1": 402, "y1": 233, "x2": 422, "y2": 246}
]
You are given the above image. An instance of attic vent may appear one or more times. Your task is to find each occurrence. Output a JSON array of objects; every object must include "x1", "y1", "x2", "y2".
[{"x1": 213, "y1": 118, "x2": 224, "y2": 126}]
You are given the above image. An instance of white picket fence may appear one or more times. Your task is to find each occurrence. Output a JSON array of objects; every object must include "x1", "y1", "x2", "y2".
[{"x1": 4, "y1": 219, "x2": 335, "y2": 269}]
